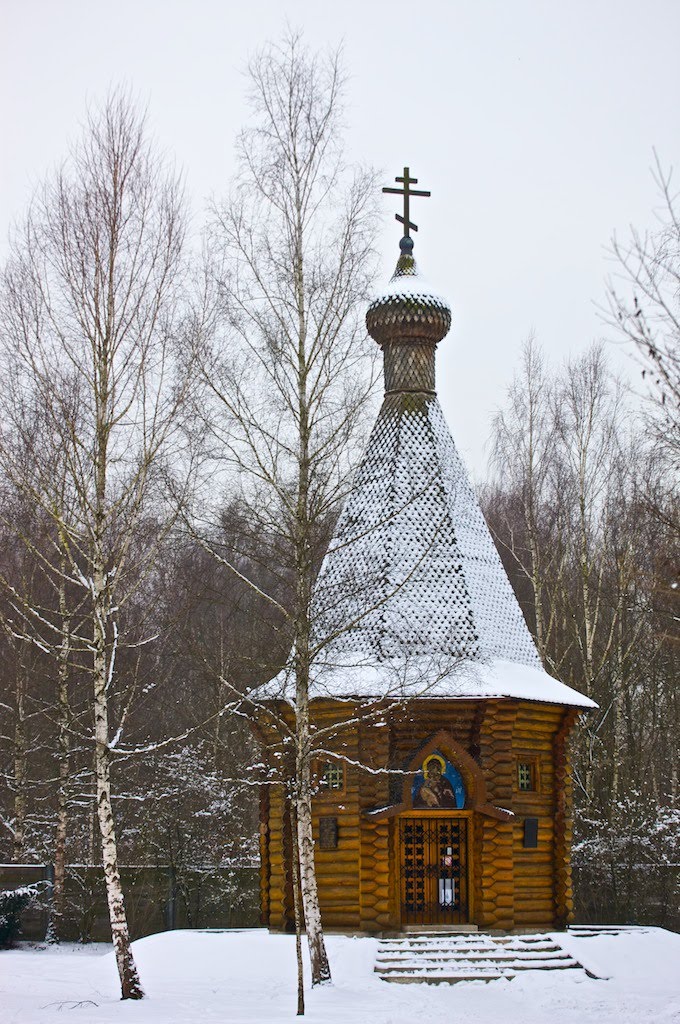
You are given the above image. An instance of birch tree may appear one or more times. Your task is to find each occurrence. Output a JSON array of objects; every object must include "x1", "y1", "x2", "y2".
[
  {"x1": 0, "y1": 91, "x2": 192, "y2": 997},
  {"x1": 488, "y1": 337, "x2": 563, "y2": 663},
  {"x1": 196, "y1": 33, "x2": 378, "y2": 990},
  {"x1": 607, "y1": 153, "x2": 680, "y2": 470}
]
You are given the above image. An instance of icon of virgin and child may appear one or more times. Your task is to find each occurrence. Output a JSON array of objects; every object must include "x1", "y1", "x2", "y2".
[{"x1": 412, "y1": 753, "x2": 465, "y2": 809}]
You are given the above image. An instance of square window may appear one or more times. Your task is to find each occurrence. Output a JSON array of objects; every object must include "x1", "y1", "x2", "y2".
[{"x1": 319, "y1": 762, "x2": 344, "y2": 792}]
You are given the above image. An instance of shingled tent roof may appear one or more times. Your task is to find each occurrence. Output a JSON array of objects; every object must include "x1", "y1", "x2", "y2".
[{"x1": 263, "y1": 239, "x2": 594, "y2": 709}]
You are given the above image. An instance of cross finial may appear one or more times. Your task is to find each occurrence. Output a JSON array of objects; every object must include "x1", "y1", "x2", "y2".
[{"x1": 382, "y1": 166, "x2": 431, "y2": 249}]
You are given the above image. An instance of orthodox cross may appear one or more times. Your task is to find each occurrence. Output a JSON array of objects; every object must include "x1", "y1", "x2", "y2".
[{"x1": 382, "y1": 166, "x2": 431, "y2": 237}]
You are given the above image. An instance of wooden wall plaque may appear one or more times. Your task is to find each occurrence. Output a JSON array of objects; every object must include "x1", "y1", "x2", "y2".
[
  {"x1": 523, "y1": 817, "x2": 539, "y2": 849},
  {"x1": 318, "y1": 816, "x2": 338, "y2": 850}
]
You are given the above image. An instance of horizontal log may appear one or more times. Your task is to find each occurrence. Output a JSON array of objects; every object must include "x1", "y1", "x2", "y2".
[
  {"x1": 513, "y1": 795, "x2": 554, "y2": 807},
  {"x1": 512, "y1": 888, "x2": 557, "y2": 905},
  {"x1": 360, "y1": 846, "x2": 388, "y2": 860},
  {"x1": 514, "y1": 910, "x2": 555, "y2": 924},
  {"x1": 358, "y1": 916, "x2": 388, "y2": 929},
  {"x1": 513, "y1": 836, "x2": 554, "y2": 849},
  {"x1": 361, "y1": 866, "x2": 390, "y2": 879},
  {"x1": 361, "y1": 873, "x2": 390, "y2": 886},
  {"x1": 514, "y1": 895, "x2": 554, "y2": 908},
  {"x1": 487, "y1": 881, "x2": 516, "y2": 897},
  {"x1": 321, "y1": 914, "x2": 361, "y2": 928},
  {"x1": 319, "y1": 897, "x2": 360, "y2": 909},
  {"x1": 516, "y1": 708, "x2": 562, "y2": 721},
  {"x1": 269, "y1": 847, "x2": 360, "y2": 866},
  {"x1": 514, "y1": 861, "x2": 553, "y2": 874},
  {"x1": 317, "y1": 875, "x2": 360, "y2": 889},
  {"x1": 360, "y1": 880, "x2": 390, "y2": 895},
  {"x1": 482, "y1": 858, "x2": 515, "y2": 870},
  {"x1": 490, "y1": 917, "x2": 514, "y2": 930},
  {"x1": 319, "y1": 871, "x2": 360, "y2": 887},
  {"x1": 511, "y1": 736, "x2": 554, "y2": 749},
  {"x1": 358, "y1": 864, "x2": 391, "y2": 880}
]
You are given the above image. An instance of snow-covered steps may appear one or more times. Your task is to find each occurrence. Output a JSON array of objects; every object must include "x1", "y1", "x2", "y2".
[
  {"x1": 568, "y1": 924, "x2": 651, "y2": 938},
  {"x1": 375, "y1": 932, "x2": 594, "y2": 984}
]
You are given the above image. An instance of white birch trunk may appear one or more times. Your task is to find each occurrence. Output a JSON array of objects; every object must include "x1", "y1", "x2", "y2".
[
  {"x1": 93, "y1": 564, "x2": 144, "y2": 1000},
  {"x1": 46, "y1": 580, "x2": 72, "y2": 943},
  {"x1": 289, "y1": 799, "x2": 306, "y2": 1015},
  {"x1": 295, "y1": 744, "x2": 330, "y2": 986},
  {"x1": 13, "y1": 655, "x2": 27, "y2": 862}
]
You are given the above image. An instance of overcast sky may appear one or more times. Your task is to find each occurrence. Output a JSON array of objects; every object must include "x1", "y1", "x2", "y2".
[{"x1": 2, "y1": 0, "x2": 678, "y2": 474}]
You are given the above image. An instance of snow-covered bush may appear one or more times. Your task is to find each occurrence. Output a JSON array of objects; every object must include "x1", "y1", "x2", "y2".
[
  {"x1": 0, "y1": 883, "x2": 43, "y2": 948},
  {"x1": 574, "y1": 796, "x2": 680, "y2": 928}
]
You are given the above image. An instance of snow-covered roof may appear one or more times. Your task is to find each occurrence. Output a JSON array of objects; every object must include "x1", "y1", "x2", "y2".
[
  {"x1": 313, "y1": 395, "x2": 544, "y2": 669},
  {"x1": 259, "y1": 655, "x2": 596, "y2": 709},
  {"x1": 369, "y1": 257, "x2": 450, "y2": 310}
]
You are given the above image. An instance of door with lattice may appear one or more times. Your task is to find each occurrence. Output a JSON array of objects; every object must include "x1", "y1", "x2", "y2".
[{"x1": 398, "y1": 817, "x2": 469, "y2": 925}]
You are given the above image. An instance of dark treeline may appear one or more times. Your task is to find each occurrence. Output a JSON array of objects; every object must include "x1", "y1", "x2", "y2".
[{"x1": 0, "y1": 501, "x2": 291, "y2": 897}]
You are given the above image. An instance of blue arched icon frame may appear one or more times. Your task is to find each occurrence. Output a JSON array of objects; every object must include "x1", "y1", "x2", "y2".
[{"x1": 411, "y1": 750, "x2": 466, "y2": 810}]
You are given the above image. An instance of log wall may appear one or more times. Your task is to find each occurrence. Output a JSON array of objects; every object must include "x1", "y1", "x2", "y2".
[
  {"x1": 511, "y1": 703, "x2": 564, "y2": 928},
  {"x1": 258, "y1": 697, "x2": 581, "y2": 933}
]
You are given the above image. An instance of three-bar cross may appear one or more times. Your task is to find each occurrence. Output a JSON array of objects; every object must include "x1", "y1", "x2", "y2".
[{"x1": 383, "y1": 166, "x2": 431, "y2": 237}]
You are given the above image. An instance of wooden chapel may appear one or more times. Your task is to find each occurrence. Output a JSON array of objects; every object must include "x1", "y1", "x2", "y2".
[{"x1": 257, "y1": 170, "x2": 595, "y2": 934}]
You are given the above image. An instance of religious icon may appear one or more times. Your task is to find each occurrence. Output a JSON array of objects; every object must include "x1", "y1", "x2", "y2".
[{"x1": 411, "y1": 752, "x2": 465, "y2": 809}]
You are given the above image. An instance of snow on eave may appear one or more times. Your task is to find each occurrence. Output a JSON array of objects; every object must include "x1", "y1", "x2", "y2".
[{"x1": 256, "y1": 656, "x2": 598, "y2": 711}]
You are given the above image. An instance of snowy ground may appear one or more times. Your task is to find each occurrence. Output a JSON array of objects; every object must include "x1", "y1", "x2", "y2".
[{"x1": 2, "y1": 927, "x2": 679, "y2": 1024}]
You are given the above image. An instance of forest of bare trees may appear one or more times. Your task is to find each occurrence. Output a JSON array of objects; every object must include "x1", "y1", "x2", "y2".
[
  {"x1": 0, "y1": 30, "x2": 677, "y2": 1006},
  {"x1": 484, "y1": 335, "x2": 678, "y2": 926}
]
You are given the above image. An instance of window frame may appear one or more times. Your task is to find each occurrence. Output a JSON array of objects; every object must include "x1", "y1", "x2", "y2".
[
  {"x1": 314, "y1": 759, "x2": 346, "y2": 799},
  {"x1": 515, "y1": 754, "x2": 541, "y2": 796}
]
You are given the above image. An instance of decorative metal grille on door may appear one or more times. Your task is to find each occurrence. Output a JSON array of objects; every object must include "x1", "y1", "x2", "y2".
[{"x1": 399, "y1": 817, "x2": 468, "y2": 925}]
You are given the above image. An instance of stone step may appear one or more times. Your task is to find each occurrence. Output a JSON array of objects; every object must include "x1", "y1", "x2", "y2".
[
  {"x1": 375, "y1": 931, "x2": 594, "y2": 984},
  {"x1": 376, "y1": 937, "x2": 557, "y2": 942},
  {"x1": 377, "y1": 944, "x2": 564, "y2": 956},
  {"x1": 376, "y1": 959, "x2": 580, "y2": 973},
  {"x1": 403, "y1": 925, "x2": 479, "y2": 934},
  {"x1": 382, "y1": 972, "x2": 515, "y2": 984},
  {"x1": 376, "y1": 942, "x2": 561, "y2": 950},
  {"x1": 376, "y1": 951, "x2": 575, "y2": 965},
  {"x1": 568, "y1": 925, "x2": 649, "y2": 936}
]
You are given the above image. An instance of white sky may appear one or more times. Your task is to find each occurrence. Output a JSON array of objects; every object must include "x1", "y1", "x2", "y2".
[{"x1": 2, "y1": 0, "x2": 679, "y2": 475}]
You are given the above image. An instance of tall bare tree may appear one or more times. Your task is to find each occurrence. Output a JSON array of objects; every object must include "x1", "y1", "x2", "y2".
[
  {"x1": 488, "y1": 337, "x2": 562, "y2": 662},
  {"x1": 0, "y1": 91, "x2": 192, "y2": 998},
  {"x1": 607, "y1": 153, "x2": 680, "y2": 474},
  {"x1": 194, "y1": 33, "x2": 378, "y2": 990}
]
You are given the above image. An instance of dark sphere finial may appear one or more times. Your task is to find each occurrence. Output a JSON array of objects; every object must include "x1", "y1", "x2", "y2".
[{"x1": 399, "y1": 235, "x2": 414, "y2": 255}]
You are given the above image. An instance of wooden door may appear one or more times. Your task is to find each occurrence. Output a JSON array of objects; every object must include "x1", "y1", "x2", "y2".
[{"x1": 399, "y1": 816, "x2": 469, "y2": 926}]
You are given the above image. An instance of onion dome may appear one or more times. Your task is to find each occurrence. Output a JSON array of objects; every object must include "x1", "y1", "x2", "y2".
[
  {"x1": 366, "y1": 237, "x2": 451, "y2": 396},
  {"x1": 366, "y1": 236, "x2": 451, "y2": 348}
]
